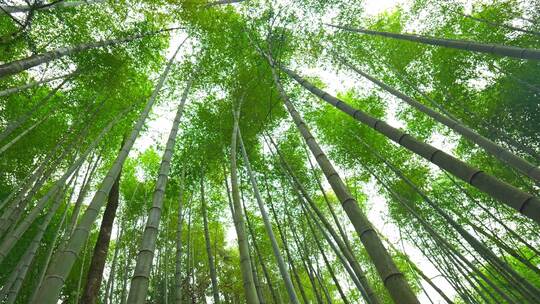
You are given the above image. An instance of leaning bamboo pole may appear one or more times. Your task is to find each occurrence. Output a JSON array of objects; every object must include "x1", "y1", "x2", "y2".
[
  {"x1": 33, "y1": 40, "x2": 185, "y2": 304},
  {"x1": 280, "y1": 65, "x2": 540, "y2": 224}
]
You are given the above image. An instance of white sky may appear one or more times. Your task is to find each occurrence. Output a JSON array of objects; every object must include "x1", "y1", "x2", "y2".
[{"x1": 363, "y1": 0, "x2": 404, "y2": 15}]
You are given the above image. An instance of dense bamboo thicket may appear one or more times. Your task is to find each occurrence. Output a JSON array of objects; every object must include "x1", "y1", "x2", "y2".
[{"x1": 0, "y1": 0, "x2": 539, "y2": 303}]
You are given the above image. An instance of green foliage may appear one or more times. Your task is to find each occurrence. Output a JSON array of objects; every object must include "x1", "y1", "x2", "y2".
[{"x1": 1, "y1": 0, "x2": 539, "y2": 303}]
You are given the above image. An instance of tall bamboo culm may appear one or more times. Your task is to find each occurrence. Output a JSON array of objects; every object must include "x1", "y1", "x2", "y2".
[
  {"x1": 0, "y1": 0, "x2": 105, "y2": 13},
  {"x1": 174, "y1": 170, "x2": 185, "y2": 304},
  {"x1": 262, "y1": 51, "x2": 419, "y2": 304},
  {"x1": 201, "y1": 173, "x2": 220, "y2": 303},
  {"x1": 0, "y1": 28, "x2": 176, "y2": 78},
  {"x1": 327, "y1": 24, "x2": 540, "y2": 60},
  {"x1": 229, "y1": 105, "x2": 260, "y2": 304},
  {"x1": 238, "y1": 130, "x2": 300, "y2": 304},
  {"x1": 127, "y1": 74, "x2": 192, "y2": 304}
]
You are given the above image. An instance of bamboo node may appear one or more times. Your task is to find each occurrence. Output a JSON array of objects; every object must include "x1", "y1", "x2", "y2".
[
  {"x1": 341, "y1": 197, "x2": 356, "y2": 207},
  {"x1": 131, "y1": 274, "x2": 150, "y2": 280},
  {"x1": 428, "y1": 149, "x2": 441, "y2": 162},
  {"x1": 63, "y1": 248, "x2": 79, "y2": 257},
  {"x1": 46, "y1": 275, "x2": 66, "y2": 283},
  {"x1": 358, "y1": 225, "x2": 375, "y2": 238},
  {"x1": 138, "y1": 248, "x2": 155, "y2": 255},
  {"x1": 74, "y1": 226, "x2": 90, "y2": 234},
  {"x1": 467, "y1": 170, "x2": 483, "y2": 184},
  {"x1": 518, "y1": 196, "x2": 534, "y2": 213},
  {"x1": 382, "y1": 271, "x2": 404, "y2": 286},
  {"x1": 352, "y1": 110, "x2": 362, "y2": 120},
  {"x1": 397, "y1": 133, "x2": 408, "y2": 144}
]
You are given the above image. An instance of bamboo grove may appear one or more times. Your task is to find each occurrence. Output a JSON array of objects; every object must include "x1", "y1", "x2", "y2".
[{"x1": 0, "y1": 0, "x2": 539, "y2": 303}]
